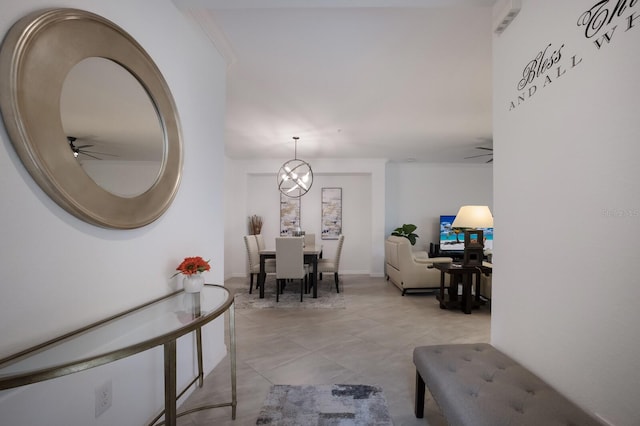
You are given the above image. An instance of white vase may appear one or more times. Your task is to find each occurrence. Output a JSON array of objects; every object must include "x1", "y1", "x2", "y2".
[{"x1": 183, "y1": 273, "x2": 205, "y2": 293}]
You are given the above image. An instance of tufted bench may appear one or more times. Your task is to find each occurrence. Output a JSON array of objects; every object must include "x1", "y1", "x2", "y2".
[{"x1": 413, "y1": 343, "x2": 603, "y2": 426}]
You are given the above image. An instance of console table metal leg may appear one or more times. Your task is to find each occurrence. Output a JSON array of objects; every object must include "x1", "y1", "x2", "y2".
[
  {"x1": 164, "y1": 340, "x2": 177, "y2": 426},
  {"x1": 229, "y1": 303, "x2": 237, "y2": 419},
  {"x1": 196, "y1": 328, "x2": 204, "y2": 387},
  {"x1": 149, "y1": 292, "x2": 236, "y2": 426}
]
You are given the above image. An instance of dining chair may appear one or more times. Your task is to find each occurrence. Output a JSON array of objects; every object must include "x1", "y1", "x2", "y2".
[
  {"x1": 275, "y1": 237, "x2": 306, "y2": 302},
  {"x1": 303, "y1": 233, "x2": 315, "y2": 247},
  {"x1": 243, "y1": 235, "x2": 275, "y2": 294},
  {"x1": 255, "y1": 233, "x2": 266, "y2": 251},
  {"x1": 253, "y1": 234, "x2": 273, "y2": 291},
  {"x1": 302, "y1": 233, "x2": 315, "y2": 286},
  {"x1": 316, "y1": 234, "x2": 345, "y2": 293}
]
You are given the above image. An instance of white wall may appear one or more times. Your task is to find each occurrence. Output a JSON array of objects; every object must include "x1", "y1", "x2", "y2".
[
  {"x1": 0, "y1": 1, "x2": 227, "y2": 425},
  {"x1": 492, "y1": 1, "x2": 640, "y2": 424},
  {"x1": 385, "y1": 162, "x2": 493, "y2": 252}
]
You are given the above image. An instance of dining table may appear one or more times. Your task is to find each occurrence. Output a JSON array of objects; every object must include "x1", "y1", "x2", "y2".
[{"x1": 258, "y1": 244, "x2": 323, "y2": 298}]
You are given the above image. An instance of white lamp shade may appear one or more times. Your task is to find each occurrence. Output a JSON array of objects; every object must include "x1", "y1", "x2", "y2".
[{"x1": 451, "y1": 205, "x2": 494, "y2": 228}]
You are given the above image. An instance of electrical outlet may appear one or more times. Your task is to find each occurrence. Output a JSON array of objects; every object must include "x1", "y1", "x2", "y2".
[{"x1": 95, "y1": 380, "x2": 112, "y2": 418}]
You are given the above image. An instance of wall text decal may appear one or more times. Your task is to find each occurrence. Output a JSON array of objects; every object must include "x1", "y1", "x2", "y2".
[
  {"x1": 508, "y1": 43, "x2": 583, "y2": 111},
  {"x1": 577, "y1": 0, "x2": 639, "y2": 48},
  {"x1": 517, "y1": 43, "x2": 565, "y2": 91},
  {"x1": 507, "y1": 1, "x2": 638, "y2": 112}
]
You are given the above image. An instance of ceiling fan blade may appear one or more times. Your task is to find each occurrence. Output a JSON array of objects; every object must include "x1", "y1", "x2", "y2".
[
  {"x1": 464, "y1": 153, "x2": 493, "y2": 159},
  {"x1": 487, "y1": 158, "x2": 493, "y2": 163},
  {"x1": 76, "y1": 144, "x2": 94, "y2": 149},
  {"x1": 79, "y1": 152, "x2": 102, "y2": 160},
  {"x1": 80, "y1": 149, "x2": 119, "y2": 157},
  {"x1": 475, "y1": 147, "x2": 493, "y2": 151}
]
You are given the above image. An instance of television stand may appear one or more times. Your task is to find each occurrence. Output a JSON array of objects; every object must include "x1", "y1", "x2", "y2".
[{"x1": 429, "y1": 243, "x2": 464, "y2": 260}]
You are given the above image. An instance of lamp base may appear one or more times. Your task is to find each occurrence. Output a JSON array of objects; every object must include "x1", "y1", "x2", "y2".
[
  {"x1": 462, "y1": 247, "x2": 484, "y2": 266},
  {"x1": 462, "y1": 229, "x2": 484, "y2": 266}
]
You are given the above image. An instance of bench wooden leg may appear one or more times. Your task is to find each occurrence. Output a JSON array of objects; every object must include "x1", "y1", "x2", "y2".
[{"x1": 415, "y1": 370, "x2": 425, "y2": 418}]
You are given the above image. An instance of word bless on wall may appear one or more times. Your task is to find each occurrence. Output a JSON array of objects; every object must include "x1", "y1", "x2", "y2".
[{"x1": 508, "y1": 43, "x2": 582, "y2": 112}]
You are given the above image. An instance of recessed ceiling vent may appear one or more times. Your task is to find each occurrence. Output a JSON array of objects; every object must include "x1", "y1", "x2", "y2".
[{"x1": 493, "y1": 0, "x2": 521, "y2": 34}]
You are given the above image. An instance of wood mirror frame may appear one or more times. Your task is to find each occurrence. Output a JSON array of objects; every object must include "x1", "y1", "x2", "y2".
[{"x1": 0, "y1": 8, "x2": 182, "y2": 229}]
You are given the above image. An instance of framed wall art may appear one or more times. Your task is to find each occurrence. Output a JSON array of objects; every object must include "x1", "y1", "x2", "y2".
[
  {"x1": 321, "y1": 187, "x2": 342, "y2": 239},
  {"x1": 280, "y1": 193, "x2": 301, "y2": 236}
]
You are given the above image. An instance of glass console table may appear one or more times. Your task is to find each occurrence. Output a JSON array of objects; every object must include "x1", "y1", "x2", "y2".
[{"x1": 0, "y1": 284, "x2": 236, "y2": 426}]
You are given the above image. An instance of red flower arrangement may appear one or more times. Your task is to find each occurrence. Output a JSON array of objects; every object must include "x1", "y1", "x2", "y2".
[{"x1": 172, "y1": 256, "x2": 211, "y2": 277}]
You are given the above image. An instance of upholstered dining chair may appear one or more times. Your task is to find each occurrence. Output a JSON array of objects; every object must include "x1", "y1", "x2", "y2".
[
  {"x1": 255, "y1": 233, "x2": 266, "y2": 251},
  {"x1": 302, "y1": 233, "x2": 316, "y2": 283},
  {"x1": 303, "y1": 233, "x2": 315, "y2": 247},
  {"x1": 243, "y1": 235, "x2": 275, "y2": 294},
  {"x1": 316, "y1": 234, "x2": 345, "y2": 293},
  {"x1": 275, "y1": 237, "x2": 306, "y2": 302}
]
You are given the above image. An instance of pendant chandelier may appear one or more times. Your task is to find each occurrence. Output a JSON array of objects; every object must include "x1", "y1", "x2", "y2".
[{"x1": 277, "y1": 136, "x2": 313, "y2": 198}]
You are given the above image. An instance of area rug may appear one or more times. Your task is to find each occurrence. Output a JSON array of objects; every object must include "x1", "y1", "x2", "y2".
[
  {"x1": 256, "y1": 384, "x2": 393, "y2": 425},
  {"x1": 234, "y1": 284, "x2": 346, "y2": 309}
]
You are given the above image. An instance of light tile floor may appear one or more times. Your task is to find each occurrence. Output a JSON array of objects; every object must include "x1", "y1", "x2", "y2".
[{"x1": 176, "y1": 275, "x2": 491, "y2": 426}]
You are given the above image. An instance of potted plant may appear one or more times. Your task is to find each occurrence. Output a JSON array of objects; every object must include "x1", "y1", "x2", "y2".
[
  {"x1": 172, "y1": 256, "x2": 211, "y2": 293},
  {"x1": 249, "y1": 215, "x2": 263, "y2": 235},
  {"x1": 391, "y1": 224, "x2": 419, "y2": 245}
]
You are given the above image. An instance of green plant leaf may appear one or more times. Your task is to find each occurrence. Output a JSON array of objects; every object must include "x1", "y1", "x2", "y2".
[
  {"x1": 403, "y1": 224, "x2": 417, "y2": 234},
  {"x1": 391, "y1": 224, "x2": 419, "y2": 245}
]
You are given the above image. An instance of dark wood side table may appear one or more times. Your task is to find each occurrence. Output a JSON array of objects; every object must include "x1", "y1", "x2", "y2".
[{"x1": 434, "y1": 262, "x2": 492, "y2": 314}]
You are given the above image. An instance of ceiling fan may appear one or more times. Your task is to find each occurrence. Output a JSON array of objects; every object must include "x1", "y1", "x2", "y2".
[
  {"x1": 67, "y1": 136, "x2": 118, "y2": 160},
  {"x1": 465, "y1": 146, "x2": 493, "y2": 163}
]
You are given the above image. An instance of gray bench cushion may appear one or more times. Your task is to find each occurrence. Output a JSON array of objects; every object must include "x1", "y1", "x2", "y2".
[{"x1": 413, "y1": 343, "x2": 603, "y2": 426}]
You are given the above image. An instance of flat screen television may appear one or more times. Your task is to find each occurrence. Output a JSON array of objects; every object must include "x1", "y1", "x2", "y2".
[{"x1": 439, "y1": 214, "x2": 493, "y2": 252}]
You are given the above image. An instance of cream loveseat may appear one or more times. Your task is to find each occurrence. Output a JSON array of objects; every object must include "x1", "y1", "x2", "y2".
[
  {"x1": 480, "y1": 269, "x2": 492, "y2": 299},
  {"x1": 385, "y1": 235, "x2": 453, "y2": 295}
]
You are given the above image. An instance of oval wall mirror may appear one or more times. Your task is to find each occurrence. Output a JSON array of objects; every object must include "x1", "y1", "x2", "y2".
[{"x1": 0, "y1": 8, "x2": 182, "y2": 229}]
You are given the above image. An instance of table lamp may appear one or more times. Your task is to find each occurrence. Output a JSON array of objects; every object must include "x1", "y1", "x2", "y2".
[{"x1": 452, "y1": 205, "x2": 493, "y2": 266}]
